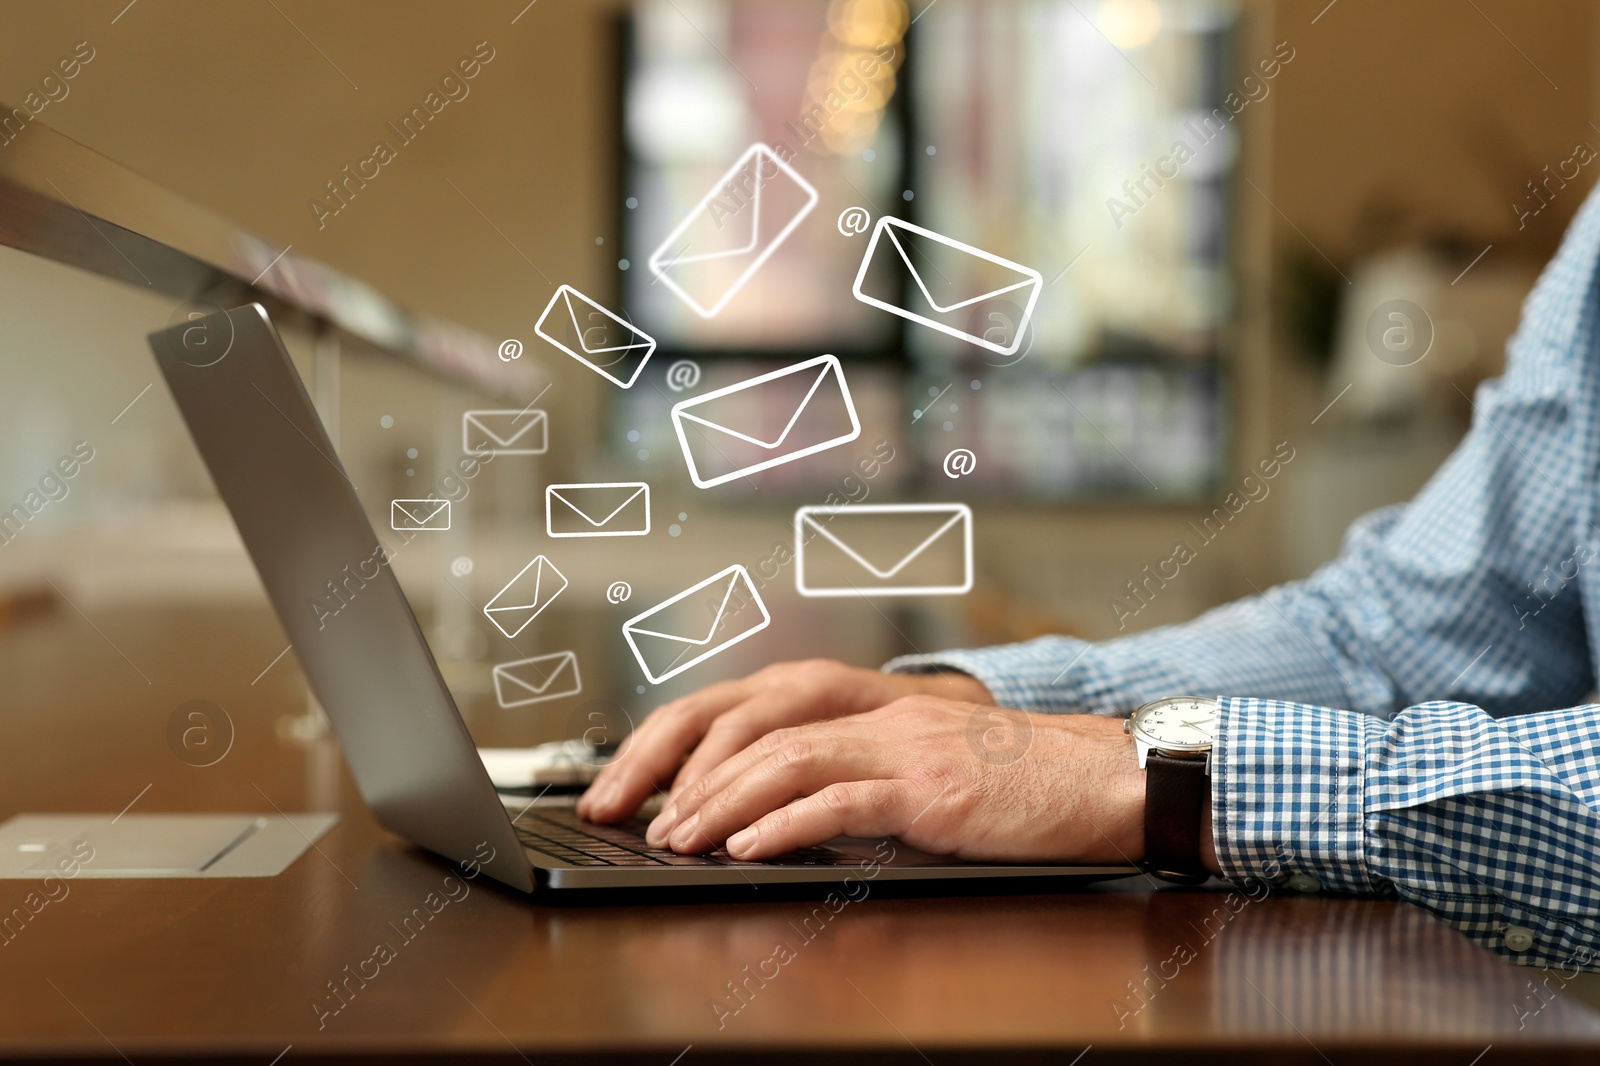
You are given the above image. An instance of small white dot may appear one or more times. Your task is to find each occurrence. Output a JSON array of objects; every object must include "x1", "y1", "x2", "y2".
[
  {"x1": 618, "y1": 259, "x2": 630, "y2": 271},
  {"x1": 625, "y1": 197, "x2": 638, "y2": 209},
  {"x1": 627, "y1": 430, "x2": 640, "y2": 443},
  {"x1": 971, "y1": 379, "x2": 982, "y2": 390},
  {"x1": 678, "y1": 512, "x2": 688, "y2": 521},
  {"x1": 948, "y1": 404, "x2": 958, "y2": 413},
  {"x1": 863, "y1": 149, "x2": 876, "y2": 162},
  {"x1": 406, "y1": 448, "x2": 418, "y2": 459},
  {"x1": 406, "y1": 467, "x2": 416, "y2": 476},
  {"x1": 636, "y1": 685, "x2": 646, "y2": 694},
  {"x1": 902, "y1": 190, "x2": 915, "y2": 202},
  {"x1": 668, "y1": 524, "x2": 682, "y2": 537},
  {"x1": 380, "y1": 415, "x2": 394, "y2": 429},
  {"x1": 912, "y1": 409, "x2": 923, "y2": 419},
  {"x1": 942, "y1": 421, "x2": 954, "y2": 431},
  {"x1": 636, "y1": 448, "x2": 649, "y2": 460},
  {"x1": 928, "y1": 386, "x2": 940, "y2": 397},
  {"x1": 926, "y1": 145, "x2": 937, "y2": 156},
  {"x1": 595, "y1": 236, "x2": 605, "y2": 245}
]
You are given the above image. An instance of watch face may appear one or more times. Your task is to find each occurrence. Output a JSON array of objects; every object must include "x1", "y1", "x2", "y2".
[{"x1": 1132, "y1": 696, "x2": 1217, "y2": 751}]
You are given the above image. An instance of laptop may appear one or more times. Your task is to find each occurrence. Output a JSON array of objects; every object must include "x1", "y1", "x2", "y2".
[{"x1": 148, "y1": 303, "x2": 1139, "y2": 895}]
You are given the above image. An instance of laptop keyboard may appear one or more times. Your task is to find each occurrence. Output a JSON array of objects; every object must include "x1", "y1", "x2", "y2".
[{"x1": 513, "y1": 807, "x2": 851, "y2": 867}]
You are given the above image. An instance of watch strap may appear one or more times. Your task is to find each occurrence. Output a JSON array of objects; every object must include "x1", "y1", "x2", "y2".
[{"x1": 1144, "y1": 751, "x2": 1209, "y2": 883}]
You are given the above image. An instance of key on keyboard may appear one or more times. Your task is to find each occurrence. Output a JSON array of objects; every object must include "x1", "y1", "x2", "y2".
[{"x1": 513, "y1": 809, "x2": 851, "y2": 867}]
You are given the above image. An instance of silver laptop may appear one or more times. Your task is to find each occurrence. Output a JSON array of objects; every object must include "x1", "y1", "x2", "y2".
[{"x1": 148, "y1": 304, "x2": 1138, "y2": 895}]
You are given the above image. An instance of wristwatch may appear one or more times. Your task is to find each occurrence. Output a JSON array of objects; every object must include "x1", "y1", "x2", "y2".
[{"x1": 1124, "y1": 696, "x2": 1218, "y2": 884}]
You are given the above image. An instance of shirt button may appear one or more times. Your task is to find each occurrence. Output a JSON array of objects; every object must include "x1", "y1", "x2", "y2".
[
  {"x1": 1285, "y1": 872, "x2": 1322, "y2": 894},
  {"x1": 1503, "y1": 926, "x2": 1536, "y2": 953}
]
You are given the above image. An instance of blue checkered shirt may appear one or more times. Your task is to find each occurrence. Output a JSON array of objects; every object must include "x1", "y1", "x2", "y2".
[{"x1": 889, "y1": 186, "x2": 1600, "y2": 974}]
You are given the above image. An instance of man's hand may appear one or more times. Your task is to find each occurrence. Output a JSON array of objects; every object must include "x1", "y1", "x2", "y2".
[
  {"x1": 639, "y1": 696, "x2": 1150, "y2": 865},
  {"x1": 576, "y1": 660, "x2": 992, "y2": 824}
]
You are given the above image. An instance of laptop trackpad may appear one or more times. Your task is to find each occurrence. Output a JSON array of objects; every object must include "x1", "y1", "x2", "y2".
[{"x1": 0, "y1": 813, "x2": 338, "y2": 878}]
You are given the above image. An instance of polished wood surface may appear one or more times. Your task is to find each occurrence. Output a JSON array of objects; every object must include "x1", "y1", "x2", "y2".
[{"x1": 3, "y1": 605, "x2": 1599, "y2": 1063}]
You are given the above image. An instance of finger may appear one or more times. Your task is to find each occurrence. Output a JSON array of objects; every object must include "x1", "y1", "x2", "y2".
[
  {"x1": 646, "y1": 719, "x2": 841, "y2": 844},
  {"x1": 576, "y1": 729, "x2": 643, "y2": 820},
  {"x1": 664, "y1": 736, "x2": 890, "y2": 853},
  {"x1": 724, "y1": 780, "x2": 911, "y2": 860},
  {"x1": 579, "y1": 680, "x2": 750, "y2": 821},
  {"x1": 667, "y1": 692, "x2": 813, "y2": 803}
]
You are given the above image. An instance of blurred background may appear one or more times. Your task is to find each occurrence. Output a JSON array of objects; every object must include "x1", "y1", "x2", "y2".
[{"x1": 0, "y1": 0, "x2": 1592, "y2": 762}]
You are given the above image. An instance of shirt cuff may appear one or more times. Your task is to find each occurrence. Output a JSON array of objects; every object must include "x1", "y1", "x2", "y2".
[
  {"x1": 1212, "y1": 695, "x2": 1388, "y2": 895},
  {"x1": 883, "y1": 643, "x2": 1093, "y2": 714}
]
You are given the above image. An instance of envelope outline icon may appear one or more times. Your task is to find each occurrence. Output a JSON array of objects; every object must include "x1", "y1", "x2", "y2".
[
  {"x1": 533, "y1": 285, "x2": 656, "y2": 388},
  {"x1": 851, "y1": 216, "x2": 1043, "y2": 356},
  {"x1": 463, "y1": 409, "x2": 548, "y2": 456},
  {"x1": 545, "y1": 482, "x2": 651, "y2": 538},
  {"x1": 492, "y1": 651, "x2": 582, "y2": 708},
  {"x1": 794, "y1": 503, "x2": 974, "y2": 597},
  {"x1": 670, "y1": 354, "x2": 861, "y2": 489},
  {"x1": 647, "y1": 143, "x2": 819, "y2": 318},
  {"x1": 483, "y1": 555, "x2": 568, "y2": 639},
  {"x1": 622, "y1": 564, "x2": 771, "y2": 684},
  {"x1": 390, "y1": 497, "x2": 451, "y2": 531}
]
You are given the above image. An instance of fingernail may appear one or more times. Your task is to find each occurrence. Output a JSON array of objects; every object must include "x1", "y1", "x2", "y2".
[
  {"x1": 726, "y1": 826, "x2": 758, "y2": 858},
  {"x1": 669, "y1": 812, "x2": 701, "y2": 850},
  {"x1": 646, "y1": 803, "x2": 679, "y2": 847}
]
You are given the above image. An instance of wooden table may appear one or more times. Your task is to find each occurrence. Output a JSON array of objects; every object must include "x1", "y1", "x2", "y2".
[{"x1": 3, "y1": 604, "x2": 1599, "y2": 1063}]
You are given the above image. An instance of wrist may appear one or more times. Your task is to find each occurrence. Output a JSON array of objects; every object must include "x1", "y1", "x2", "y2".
[
  {"x1": 911, "y1": 669, "x2": 995, "y2": 706},
  {"x1": 1128, "y1": 697, "x2": 1220, "y2": 881},
  {"x1": 1105, "y1": 728, "x2": 1149, "y2": 861}
]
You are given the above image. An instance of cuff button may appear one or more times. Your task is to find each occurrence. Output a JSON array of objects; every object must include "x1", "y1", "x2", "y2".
[
  {"x1": 1285, "y1": 872, "x2": 1322, "y2": 894},
  {"x1": 1503, "y1": 926, "x2": 1536, "y2": 953}
]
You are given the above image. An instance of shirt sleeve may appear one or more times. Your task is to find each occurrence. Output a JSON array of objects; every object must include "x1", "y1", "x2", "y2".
[
  {"x1": 1213, "y1": 695, "x2": 1600, "y2": 971},
  {"x1": 886, "y1": 397, "x2": 1592, "y2": 717}
]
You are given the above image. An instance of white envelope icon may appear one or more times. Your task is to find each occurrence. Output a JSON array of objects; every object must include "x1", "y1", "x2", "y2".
[
  {"x1": 533, "y1": 285, "x2": 656, "y2": 388},
  {"x1": 391, "y1": 497, "x2": 451, "y2": 531},
  {"x1": 483, "y1": 555, "x2": 568, "y2": 639},
  {"x1": 647, "y1": 143, "x2": 819, "y2": 318},
  {"x1": 492, "y1": 651, "x2": 582, "y2": 708},
  {"x1": 851, "y1": 216, "x2": 1043, "y2": 356},
  {"x1": 622, "y1": 565, "x2": 770, "y2": 685},
  {"x1": 670, "y1": 354, "x2": 861, "y2": 489},
  {"x1": 545, "y1": 482, "x2": 650, "y2": 538},
  {"x1": 463, "y1": 408, "x2": 548, "y2": 456},
  {"x1": 794, "y1": 503, "x2": 974, "y2": 597}
]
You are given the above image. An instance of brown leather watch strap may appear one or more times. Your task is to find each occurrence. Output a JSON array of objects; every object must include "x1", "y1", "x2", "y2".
[{"x1": 1144, "y1": 752, "x2": 1209, "y2": 883}]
